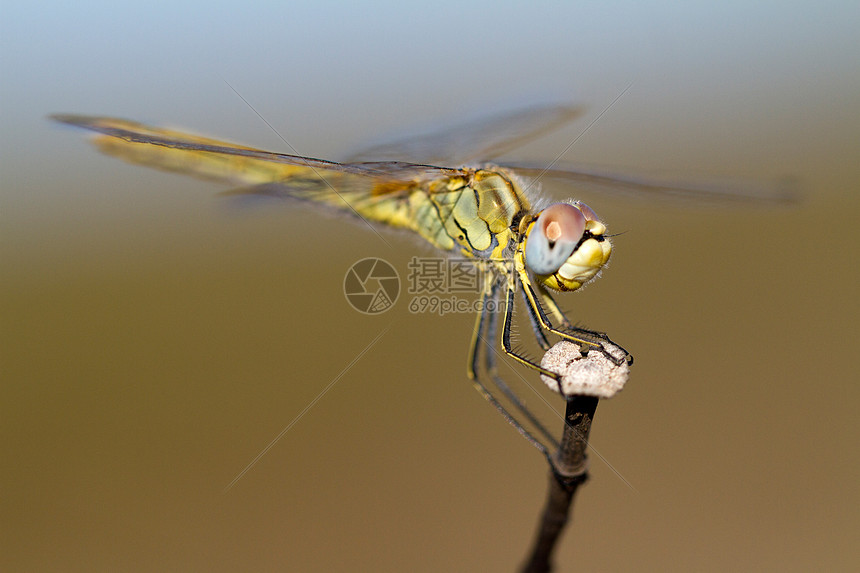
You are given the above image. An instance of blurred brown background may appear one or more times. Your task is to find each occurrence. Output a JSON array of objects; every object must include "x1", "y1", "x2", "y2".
[{"x1": 2, "y1": 2, "x2": 858, "y2": 571}]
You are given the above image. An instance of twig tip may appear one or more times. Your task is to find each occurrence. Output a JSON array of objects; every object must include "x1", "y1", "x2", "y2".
[{"x1": 541, "y1": 341, "x2": 630, "y2": 398}]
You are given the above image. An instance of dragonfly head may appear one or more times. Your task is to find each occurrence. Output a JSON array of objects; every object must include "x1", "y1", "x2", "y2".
[{"x1": 522, "y1": 201, "x2": 611, "y2": 292}]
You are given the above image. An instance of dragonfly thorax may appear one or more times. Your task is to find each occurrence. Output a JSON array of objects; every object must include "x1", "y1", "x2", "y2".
[
  {"x1": 408, "y1": 168, "x2": 528, "y2": 260},
  {"x1": 521, "y1": 201, "x2": 612, "y2": 292}
]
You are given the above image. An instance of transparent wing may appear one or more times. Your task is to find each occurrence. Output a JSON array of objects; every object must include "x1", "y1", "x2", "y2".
[
  {"x1": 345, "y1": 105, "x2": 585, "y2": 166},
  {"x1": 50, "y1": 114, "x2": 455, "y2": 185},
  {"x1": 50, "y1": 114, "x2": 475, "y2": 229},
  {"x1": 503, "y1": 162, "x2": 800, "y2": 206}
]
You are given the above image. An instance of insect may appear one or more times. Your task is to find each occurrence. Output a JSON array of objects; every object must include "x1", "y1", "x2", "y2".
[{"x1": 51, "y1": 106, "x2": 789, "y2": 465}]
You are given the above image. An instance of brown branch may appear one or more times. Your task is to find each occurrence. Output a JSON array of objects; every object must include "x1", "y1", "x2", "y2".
[
  {"x1": 521, "y1": 339, "x2": 630, "y2": 572},
  {"x1": 520, "y1": 396, "x2": 598, "y2": 573}
]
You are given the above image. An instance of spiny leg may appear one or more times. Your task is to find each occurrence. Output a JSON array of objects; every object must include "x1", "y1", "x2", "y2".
[
  {"x1": 466, "y1": 270, "x2": 554, "y2": 460},
  {"x1": 536, "y1": 282, "x2": 633, "y2": 365},
  {"x1": 501, "y1": 277, "x2": 570, "y2": 396},
  {"x1": 519, "y1": 271, "x2": 632, "y2": 366},
  {"x1": 536, "y1": 282, "x2": 620, "y2": 341},
  {"x1": 521, "y1": 284, "x2": 551, "y2": 351},
  {"x1": 483, "y1": 285, "x2": 559, "y2": 448},
  {"x1": 535, "y1": 282, "x2": 574, "y2": 330},
  {"x1": 466, "y1": 271, "x2": 489, "y2": 381},
  {"x1": 500, "y1": 277, "x2": 562, "y2": 379}
]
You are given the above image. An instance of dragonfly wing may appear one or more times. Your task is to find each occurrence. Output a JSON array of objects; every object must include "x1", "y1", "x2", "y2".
[
  {"x1": 50, "y1": 114, "x2": 446, "y2": 185},
  {"x1": 345, "y1": 105, "x2": 585, "y2": 166},
  {"x1": 51, "y1": 114, "x2": 474, "y2": 230},
  {"x1": 222, "y1": 171, "x2": 489, "y2": 239},
  {"x1": 503, "y1": 162, "x2": 800, "y2": 206},
  {"x1": 221, "y1": 175, "x2": 412, "y2": 206}
]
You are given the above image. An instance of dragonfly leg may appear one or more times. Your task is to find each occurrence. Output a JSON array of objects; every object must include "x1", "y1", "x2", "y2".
[
  {"x1": 520, "y1": 285, "x2": 551, "y2": 351},
  {"x1": 500, "y1": 280, "x2": 563, "y2": 380},
  {"x1": 483, "y1": 286, "x2": 559, "y2": 448},
  {"x1": 466, "y1": 274, "x2": 558, "y2": 457},
  {"x1": 519, "y1": 272, "x2": 633, "y2": 366},
  {"x1": 466, "y1": 280, "x2": 487, "y2": 382},
  {"x1": 539, "y1": 283, "x2": 631, "y2": 356},
  {"x1": 535, "y1": 282, "x2": 575, "y2": 330}
]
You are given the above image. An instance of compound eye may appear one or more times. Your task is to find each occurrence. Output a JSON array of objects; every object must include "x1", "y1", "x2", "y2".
[
  {"x1": 524, "y1": 203, "x2": 587, "y2": 275},
  {"x1": 573, "y1": 200, "x2": 600, "y2": 221}
]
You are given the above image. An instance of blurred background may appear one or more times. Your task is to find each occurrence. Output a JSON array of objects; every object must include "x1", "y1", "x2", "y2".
[{"x1": 2, "y1": 2, "x2": 858, "y2": 571}]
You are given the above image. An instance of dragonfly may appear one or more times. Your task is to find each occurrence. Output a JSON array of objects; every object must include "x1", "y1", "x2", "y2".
[{"x1": 51, "y1": 106, "x2": 791, "y2": 467}]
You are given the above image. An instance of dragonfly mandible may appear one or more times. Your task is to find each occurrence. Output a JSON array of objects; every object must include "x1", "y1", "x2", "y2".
[{"x1": 51, "y1": 106, "x2": 787, "y2": 464}]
